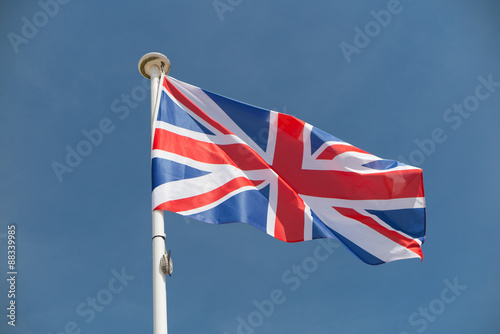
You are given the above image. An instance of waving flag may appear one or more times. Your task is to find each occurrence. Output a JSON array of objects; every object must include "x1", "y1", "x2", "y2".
[{"x1": 151, "y1": 74, "x2": 426, "y2": 265}]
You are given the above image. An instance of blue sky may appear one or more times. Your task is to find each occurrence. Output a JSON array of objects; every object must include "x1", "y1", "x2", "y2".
[{"x1": 1, "y1": 0, "x2": 499, "y2": 333}]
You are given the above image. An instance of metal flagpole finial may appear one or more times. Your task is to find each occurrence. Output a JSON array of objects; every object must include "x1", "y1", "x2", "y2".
[{"x1": 138, "y1": 52, "x2": 171, "y2": 79}]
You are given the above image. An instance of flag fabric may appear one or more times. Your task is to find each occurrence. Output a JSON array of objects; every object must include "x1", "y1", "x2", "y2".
[{"x1": 151, "y1": 74, "x2": 426, "y2": 265}]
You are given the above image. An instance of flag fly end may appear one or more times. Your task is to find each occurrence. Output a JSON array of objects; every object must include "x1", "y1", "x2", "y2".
[{"x1": 138, "y1": 52, "x2": 171, "y2": 79}]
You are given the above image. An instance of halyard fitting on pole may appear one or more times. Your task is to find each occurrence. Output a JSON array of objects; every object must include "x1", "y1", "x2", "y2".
[{"x1": 160, "y1": 250, "x2": 173, "y2": 276}]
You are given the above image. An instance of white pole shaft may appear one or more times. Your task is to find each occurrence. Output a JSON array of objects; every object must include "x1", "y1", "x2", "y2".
[{"x1": 150, "y1": 65, "x2": 168, "y2": 334}]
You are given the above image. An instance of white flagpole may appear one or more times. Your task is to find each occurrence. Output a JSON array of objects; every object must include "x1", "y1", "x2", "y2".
[{"x1": 138, "y1": 52, "x2": 172, "y2": 334}]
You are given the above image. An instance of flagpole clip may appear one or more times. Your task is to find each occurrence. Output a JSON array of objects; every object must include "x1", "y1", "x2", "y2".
[
  {"x1": 160, "y1": 250, "x2": 173, "y2": 276},
  {"x1": 138, "y1": 52, "x2": 171, "y2": 79}
]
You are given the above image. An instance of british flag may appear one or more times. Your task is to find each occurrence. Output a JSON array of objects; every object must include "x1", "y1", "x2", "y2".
[{"x1": 151, "y1": 75, "x2": 426, "y2": 265}]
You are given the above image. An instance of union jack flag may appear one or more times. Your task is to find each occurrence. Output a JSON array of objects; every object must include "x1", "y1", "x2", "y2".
[{"x1": 152, "y1": 74, "x2": 426, "y2": 265}]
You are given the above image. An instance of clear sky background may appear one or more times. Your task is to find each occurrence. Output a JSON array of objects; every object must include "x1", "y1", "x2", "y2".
[{"x1": 1, "y1": 1, "x2": 499, "y2": 333}]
